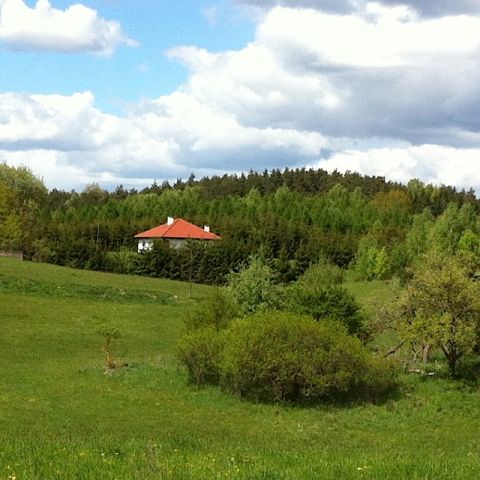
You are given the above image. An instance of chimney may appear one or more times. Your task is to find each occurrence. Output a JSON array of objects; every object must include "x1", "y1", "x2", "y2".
[
  {"x1": 204, "y1": 225, "x2": 210, "y2": 233},
  {"x1": 167, "y1": 216, "x2": 174, "y2": 226}
]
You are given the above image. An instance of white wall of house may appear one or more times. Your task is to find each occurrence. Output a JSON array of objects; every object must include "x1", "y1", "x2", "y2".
[
  {"x1": 138, "y1": 237, "x2": 214, "y2": 252},
  {"x1": 137, "y1": 238, "x2": 187, "y2": 252},
  {"x1": 168, "y1": 238, "x2": 186, "y2": 249},
  {"x1": 137, "y1": 239, "x2": 154, "y2": 253}
]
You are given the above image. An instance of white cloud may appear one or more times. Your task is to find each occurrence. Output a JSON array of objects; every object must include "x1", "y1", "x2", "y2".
[
  {"x1": 237, "y1": 0, "x2": 480, "y2": 18},
  {"x1": 0, "y1": 89, "x2": 327, "y2": 188},
  {"x1": 318, "y1": 145, "x2": 480, "y2": 192},
  {"x1": 376, "y1": 0, "x2": 480, "y2": 18},
  {"x1": 167, "y1": 43, "x2": 342, "y2": 132},
  {"x1": 258, "y1": 5, "x2": 480, "y2": 68},
  {"x1": 0, "y1": 0, "x2": 136, "y2": 54},
  {"x1": 136, "y1": 90, "x2": 326, "y2": 158},
  {"x1": 0, "y1": 91, "x2": 178, "y2": 188},
  {"x1": 164, "y1": 7, "x2": 480, "y2": 147}
]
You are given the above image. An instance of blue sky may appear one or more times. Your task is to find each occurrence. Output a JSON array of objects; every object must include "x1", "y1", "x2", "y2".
[
  {"x1": 1, "y1": 0, "x2": 254, "y2": 112},
  {"x1": 2, "y1": 0, "x2": 480, "y2": 192}
]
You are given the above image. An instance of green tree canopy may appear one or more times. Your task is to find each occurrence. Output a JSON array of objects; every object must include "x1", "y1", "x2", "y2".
[{"x1": 391, "y1": 253, "x2": 480, "y2": 375}]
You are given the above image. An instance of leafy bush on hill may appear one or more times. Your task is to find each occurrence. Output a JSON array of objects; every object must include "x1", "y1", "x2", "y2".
[
  {"x1": 177, "y1": 289, "x2": 236, "y2": 385},
  {"x1": 184, "y1": 288, "x2": 238, "y2": 332},
  {"x1": 177, "y1": 309, "x2": 397, "y2": 404},
  {"x1": 226, "y1": 257, "x2": 364, "y2": 334},
  {"x1": 221, "y1": 312, "x2": 396, "y2": 403},
  {"x1": 105, "y1": 247, "x2": 143, "y2": 274},
  {"x1": 285, "y1": 285, "x2": 364, "y2": 334},
  {"x1": 284, "y1": 260, "x2": 363, "y2": 333},
  {"x1": 227, "y1": 256, "x2": 284, "y2": 315},
  {"x1": 176, "y1": 326, "x2": 225, "y2": 385}
]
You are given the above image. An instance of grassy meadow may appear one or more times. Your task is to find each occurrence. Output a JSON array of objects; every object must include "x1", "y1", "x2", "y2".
[{"x1": 1, "y1": 257, "x2": 479, "y2": 479}]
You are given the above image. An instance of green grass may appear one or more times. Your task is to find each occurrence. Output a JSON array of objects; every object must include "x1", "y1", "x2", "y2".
[
  {"x1": 1, "y1": 257, "x2": 480, "y2": 479},
  {"x1": 345, "y1": 279, "x2": 399, "y2": 314}
]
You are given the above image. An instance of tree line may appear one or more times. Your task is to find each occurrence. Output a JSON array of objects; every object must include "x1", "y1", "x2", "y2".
[{"x1": 1, "y1": 163, "x2": 479, "y2": 285}]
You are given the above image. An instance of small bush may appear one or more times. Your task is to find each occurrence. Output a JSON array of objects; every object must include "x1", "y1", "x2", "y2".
[
  {"x1": 297, "y1": 258, "x2": 344, "y2": 287},
  {"x1": 220, "y1": 312, "x2": 397, "y2": 403},
  {"x1": 185, "y1": 288, "x2": 238, "y2": 332},
  {"x1": 176, "y1": 327, "x2": 225, "y2": 385},
  {"x1": 98, "y1": 325, "x2": 122, "y2": 372},
  {"x1": 105, "y1": 247, "x2": 142, "y2": 274},
  {"x1": 227, "y1": 257, "x2": 283, "y2": 315}
]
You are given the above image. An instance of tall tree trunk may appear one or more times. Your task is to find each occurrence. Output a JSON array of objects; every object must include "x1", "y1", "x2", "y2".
[{"x1": 422, "y1": 344, "x2": 431, "y2": 363}]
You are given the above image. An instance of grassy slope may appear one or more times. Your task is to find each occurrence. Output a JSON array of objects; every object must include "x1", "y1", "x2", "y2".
[
  {"x1": 1, "y1": 258, "x2": 479, "y2": 479},
  {"x1": 345, "y1": 279, "x2": 398, "y2": 311}
]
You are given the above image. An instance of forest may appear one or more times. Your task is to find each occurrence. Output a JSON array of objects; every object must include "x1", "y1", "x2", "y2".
[{"x1": 1, "y1": 162, "x2": 479, "y2": 286}]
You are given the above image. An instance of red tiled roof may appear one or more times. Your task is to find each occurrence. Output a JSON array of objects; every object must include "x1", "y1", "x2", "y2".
[{"x1": 134, "y1": 218, "x2": 221, "y2": 240}]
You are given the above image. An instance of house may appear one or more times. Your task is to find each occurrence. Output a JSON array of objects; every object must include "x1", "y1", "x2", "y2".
[{"x1": 134, "y1": 217, "x2": 221, "y2": 252}]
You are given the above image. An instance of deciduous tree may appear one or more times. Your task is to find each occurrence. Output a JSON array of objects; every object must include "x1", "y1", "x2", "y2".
[{"x1": 391, "y1": 253, "x2": 480, "y2": 375}]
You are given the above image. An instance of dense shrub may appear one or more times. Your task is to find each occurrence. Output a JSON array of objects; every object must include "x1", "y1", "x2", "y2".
[
  {"x1": 220, "y1": 312, "x2": 397, "y2": 403},
  {"x1": 285, "y1": 284, "x2": 363, "y2": 333},
  {"x1": 177, "y1": 277, "x2": 395, "y2": 403},
  {"x1": 353, "y1": 236, "x2": 391, "y2": 281},
  {"x1": 285, "y1": 259, "x2": 363, "y2": 333},
  {"x1": 176, "y1": 327, "x2": 225, "y2": 385},
  {"x1": 178, "y1": 289, "x2": 238, "y2": 385}
]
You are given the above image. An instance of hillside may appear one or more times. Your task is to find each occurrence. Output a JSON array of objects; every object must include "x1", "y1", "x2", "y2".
[{"x1": 1, "y1": 257, "x2": 479, "y2": 479}]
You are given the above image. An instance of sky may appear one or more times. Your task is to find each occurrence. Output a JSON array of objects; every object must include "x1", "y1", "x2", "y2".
[{"x1": 1, "y1": 0, "x2": 480, "y2": 192}]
